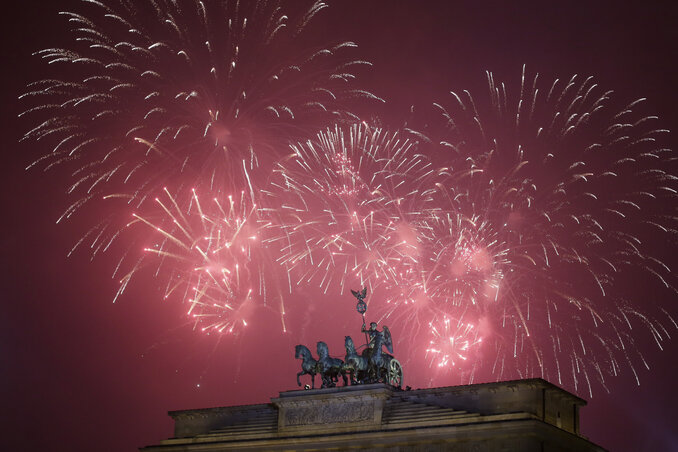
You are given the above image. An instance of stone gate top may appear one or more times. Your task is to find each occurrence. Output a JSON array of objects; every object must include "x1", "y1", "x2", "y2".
[{"x1": 141, "y1": 378, "x2": 604, "y2": 451}]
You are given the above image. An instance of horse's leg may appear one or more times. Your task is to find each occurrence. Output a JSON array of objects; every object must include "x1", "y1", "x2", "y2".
[
  {"x1": 364, "y1": 365, "x2": 370, "y2": 384},
  {"x1": 358, "y1": 361, "x2": 365, "y2": 384},
  {"x1": 297, "y1": 370, "x2": 305, "y2": 387},
  {"x1": 377, "y1": 360, "x2": 386, "y2": 383},
  {"x1": 311, "y1": 373, "x2": 315, "y2": 389}
]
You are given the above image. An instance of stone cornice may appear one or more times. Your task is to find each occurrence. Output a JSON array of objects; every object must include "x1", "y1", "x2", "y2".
[{"x1": 169, "y1": 404, "x2": 274, "y2": 421}]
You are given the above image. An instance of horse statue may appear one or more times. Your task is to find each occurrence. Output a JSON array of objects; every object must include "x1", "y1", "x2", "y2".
[
  {"x1": 295, "y1": 344, "x2": 319, "y2": 389},
  {"x1": 316, "y1": 341, "x2": 347, "y2": 388},
  {"x1": 343, "y1": 335, "x2": 369, "y2": 385}
]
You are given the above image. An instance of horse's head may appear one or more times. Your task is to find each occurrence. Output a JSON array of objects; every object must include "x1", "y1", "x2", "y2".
[
  {"x1": 345, "y1": 336, "x2": 354, "y2": 350},
  {"x1": 316, "y1": 341, "x2": 328, "y2": 358},
  {"x1": 295, "y1": 344, "x2": 307, "y2": 359}
]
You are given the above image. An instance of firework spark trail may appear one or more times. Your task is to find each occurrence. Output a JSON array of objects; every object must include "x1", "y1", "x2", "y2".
[
  {"x1": 400, "y1": 66, "x2": 678, "y2": 395},
  {"x1": 20, "y1": 0, "x2": 378, "y2": 273},
  {"x1": 129, "y1": 188, "x2": 284, "y2": 334},
  {"x1": 262, "y1": 122, "x2": 442, "y2": 296}
]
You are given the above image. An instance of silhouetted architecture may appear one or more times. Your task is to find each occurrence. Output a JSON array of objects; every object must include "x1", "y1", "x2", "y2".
[{"x1": 141, "y1": 378, "x2": 605, "y2": 451}]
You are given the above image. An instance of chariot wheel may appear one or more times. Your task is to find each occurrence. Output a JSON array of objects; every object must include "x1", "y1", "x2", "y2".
[{"x1": 387, "y1": 359, "x2": 403, "y2": 388}]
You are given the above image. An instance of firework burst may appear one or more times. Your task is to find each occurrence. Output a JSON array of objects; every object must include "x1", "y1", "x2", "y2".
[
  {"x1": 426, "y1": 314, "x2": 482, "y2": 371},
  {"x1": 127, "y1": 188, "x2": 285, "y2": 334},
  {"x1": 19, "y1": 2, "x2": 677, "y2": 398},
  {"x1": 20, "y1": 0, "x2": 377, "y2": 266},
  {"x1": 262, "y1": 122, "x2": 440, "y2": 296},
  {"x1": 399, "y1": 66, "x2": 678, "y2": 395}
]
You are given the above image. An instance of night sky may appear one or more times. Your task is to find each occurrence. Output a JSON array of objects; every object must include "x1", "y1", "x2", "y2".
[{"x1": 3, "y1": 1, "x2": 678, "y2": 451}]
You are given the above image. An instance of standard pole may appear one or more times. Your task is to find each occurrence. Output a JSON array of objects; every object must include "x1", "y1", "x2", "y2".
[{"x1": 362, "y1": 313, "x2": 369, "y2": 346}]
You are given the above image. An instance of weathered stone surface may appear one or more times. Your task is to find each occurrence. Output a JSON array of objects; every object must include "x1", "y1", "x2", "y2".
[
  {"x1": 272, "y1": 383, "x2": 390, "y2": 434},
  {"x1": 285, "y1": 400, "x2": 373, "y2": 425}
]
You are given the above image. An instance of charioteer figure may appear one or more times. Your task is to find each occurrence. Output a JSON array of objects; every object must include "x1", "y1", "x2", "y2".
[{"x1": 361, "y1": 321, "x2": 392, "y2": 360}]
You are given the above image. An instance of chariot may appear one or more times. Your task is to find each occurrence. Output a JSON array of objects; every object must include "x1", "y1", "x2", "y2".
[{"x1": 295, "y1": 288, "x2": 403, "y2": 389}]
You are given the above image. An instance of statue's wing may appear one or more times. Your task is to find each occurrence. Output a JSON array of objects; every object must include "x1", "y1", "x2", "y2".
[
  {"x1": 351, "y1": 289, "x2": 358, "y2": 298},
  {"x1": 361, "y1": 287, "x2": 367, "y2": 297},
  {"x1": 383, "y1": 326, "x2": 393, "y2": 353}
]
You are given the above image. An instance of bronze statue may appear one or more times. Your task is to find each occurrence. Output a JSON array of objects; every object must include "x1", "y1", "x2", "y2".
[
  {"x1": 316, "y1": 341, "x2": 347, "y2": 388},
  {"x1": 350, "y1": 287, "x2": 367, "y2": 305},
  {"x1": 293, "y1": 288, "x2": 403, "y2": 389},
  {"x1": 361, "y1": 322, "x2": 392, "y2": 353},
  {"x1": 364, "y1": 325, "x2": 394, "y2": 382},
  {"x1": 295, "y1": 344, "x2": 319, "y2": 389},
  {"x1": 343, "y1": 335, "x2": 369, "y2": 385}
]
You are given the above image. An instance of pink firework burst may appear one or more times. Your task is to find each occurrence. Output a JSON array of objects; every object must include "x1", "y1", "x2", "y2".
[
  {"x1": 128, "y1": 188, "x2": 286, "y2": 334},
  {"x1": 403, "y1": 66, "x2": 678, "y2": 396},
  {"x1": 263, "y1": 122, "x2": 440, "y2": 295},
  {"x1": 21, "y1": 0, "x2": 378, "y2": 278}
]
